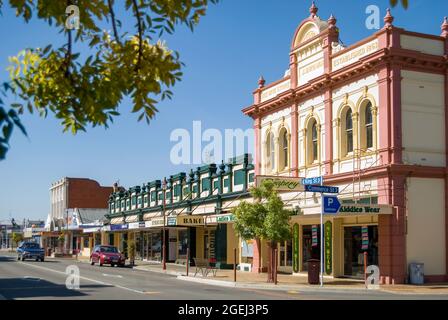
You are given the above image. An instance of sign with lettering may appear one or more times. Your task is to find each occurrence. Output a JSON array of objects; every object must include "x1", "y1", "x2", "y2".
[
  {"x1": 260, "y1": 79, "x2": 291, "y2": 102},
  {"x1": 177, "y1": 216, "x2": 205, "y2": 226},
  {"x1": 325, "y1": 221, "x2": 332, "y2": 275},
  {"x1": 293, "y1": 223, "x2": 299, "y2": 273},
  {"x1": 337, "y1": 204, "x2": 392, "y2": 215},
  {"x1": 332, "y1": 39, "x2": 379, "y2": 71},
  {"x1": 256, "y1": 175, "x2": 305, "y2": 192}
]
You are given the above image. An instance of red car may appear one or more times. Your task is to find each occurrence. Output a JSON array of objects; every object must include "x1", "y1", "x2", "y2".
[{"x1": 90, "y1": 245, "x2": 126, "y2": 267}]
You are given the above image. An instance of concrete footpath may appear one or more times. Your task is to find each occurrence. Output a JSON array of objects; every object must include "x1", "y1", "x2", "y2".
[{"x1": 66, "y1": 255, "x2": 448, "y2": 295}]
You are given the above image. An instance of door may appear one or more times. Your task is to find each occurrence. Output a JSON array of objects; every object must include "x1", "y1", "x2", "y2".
[
  {"x1": 302, "y1": 225, "x2": 321, "y2": 271},
  {"x1": 343, "y1": 225, "x2": 378, "y2": 278}
]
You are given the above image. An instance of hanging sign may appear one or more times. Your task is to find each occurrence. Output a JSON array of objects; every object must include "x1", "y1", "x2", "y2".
[
  {"x1": 312, "y1": 225, "x2": 318, "y2": 247},
  {"x1": 362, "y1": 226, "x2": 369, "y2": 251},
  {"x1": 256, "y1": 175, "x2": 305, "y2": 192},
  {"x1": 293, "y1": 224, "x2": 299, "y2": 273},
  {"x1": 325, "y1": 221, "x2": 332, "y2": 275}
]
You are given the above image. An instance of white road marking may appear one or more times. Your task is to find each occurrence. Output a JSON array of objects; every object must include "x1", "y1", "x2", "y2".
[
  {"x1": 16, "y1": 261, "x2": 146, "y2": 295},
  {"x1": 102, "y1": 273, "x2": 123, "y2": 278}
]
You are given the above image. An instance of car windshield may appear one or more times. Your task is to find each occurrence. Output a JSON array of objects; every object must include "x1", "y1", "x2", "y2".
[
  {"x1": 23, "y1": 243, "x2": 40, "y2": 249},
  {"x1": 100, "y1": 246, "x2": 118, "y2": 253}
]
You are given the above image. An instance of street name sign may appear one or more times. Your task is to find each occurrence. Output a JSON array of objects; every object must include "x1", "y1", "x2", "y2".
[
  {"x1": 305, "y1": 185, "x2": 339, "y2": 194},
  {"x1": 301, "y1": 176, "x2": 323, "y2": 185}
]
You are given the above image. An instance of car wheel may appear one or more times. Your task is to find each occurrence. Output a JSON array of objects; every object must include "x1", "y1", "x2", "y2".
[
  {"x1": 17, "y1": 254, "x2": 20, "y2": 260},
  {"x1": 111, "y1": 263, "x2": 115, "y2": 267},
  {"x1": 90, "y1": 258, "x2": 94, "y2": 265},
  {"x1": 41, "y1": 257, "x2": 45, "y2": 262},
  {"x1": 21, "y1": 255, "x2": 25, "y2": 261},
  {"x1": 35, "y1": 258, "x2": 39, "y2": 262}
]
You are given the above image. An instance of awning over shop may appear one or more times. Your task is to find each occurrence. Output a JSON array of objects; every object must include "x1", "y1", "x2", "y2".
[
  {"x1": 110, "y1": 217, "x2": 124, "y2": 225},
  {"x1": 125, "y1": 215, "x2": 139, "y2": 223}
]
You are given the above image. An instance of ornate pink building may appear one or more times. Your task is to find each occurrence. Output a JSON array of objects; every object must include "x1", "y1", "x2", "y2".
[{"x1": 243, "y1": 4, "x2": 448, "y2": 284}]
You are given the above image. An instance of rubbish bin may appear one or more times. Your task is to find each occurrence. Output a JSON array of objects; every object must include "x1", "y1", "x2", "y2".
[
  {"x1": 307, "y1": 259, "x2": 320, "y2": 285},
  {"x1": 409, "y1": 263, "x2": 424, "y2": 285}
]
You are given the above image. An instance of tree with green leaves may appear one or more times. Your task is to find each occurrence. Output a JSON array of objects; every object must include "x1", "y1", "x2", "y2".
[
  {"x1": 390, "y1": 0, "x2": 408, "y2": 9},
  {"x1": 11, "y1": 232, "x2": 24, "y2": 249},
  {"x1": 232, "y1": 180, "x2": 293, "y2": 283},
  {"x1": 0, "y1": 0, "x2": 219, "y2": 160}
]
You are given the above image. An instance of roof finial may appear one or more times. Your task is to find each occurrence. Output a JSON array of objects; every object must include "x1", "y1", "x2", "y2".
[
  {"x1": 309, "y1": 1, "x2": 318, "y2": 18},
  {"x1": 258, "y1": 76, "x2": 265, "y2": 88},
  {"x1": 441, "y1": 17, "x2": 448, "y2": 37},
  {"x1": 328, "y1": 14, "x2": 337, "y2": 29},
  {"x1": 383, "y1": 8, "x2": 394, "y2": 28}
]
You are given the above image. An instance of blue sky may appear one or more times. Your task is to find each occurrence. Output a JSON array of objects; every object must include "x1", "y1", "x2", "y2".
[{"x1": 0, "y1": 0, "x2": 446, "y2": 222}]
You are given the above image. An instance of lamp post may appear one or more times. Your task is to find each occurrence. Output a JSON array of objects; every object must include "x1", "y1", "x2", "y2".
[{"x1": 162, "y1": 177, "x2": 167, "y2": 270}]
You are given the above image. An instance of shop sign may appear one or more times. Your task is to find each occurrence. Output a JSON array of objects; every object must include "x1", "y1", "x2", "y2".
[
  {"x1": 150, "y1": 218, "x2": 165, "y2": 227},
  {"x1": 256, "y1": 175, "x2": 305, "y2": 192},
  {"x1": 167, "y1": 217, "x2": 177, "y2": 226},
  {"x1": 83, "y1": 227, "x2": 101, "y2": 233},
  {"x1": 293, "y1": 224, "x2": 299, "y2": 273},
  {"x1": 216, "y1": 214, "x2": 234, "y2": 223},
  {"x1": 338, "y1": 205, "x2": 392, "y2": 215},
  {"x1": 128, "y1": 221, "x2": 146, "y2": 230},
  {"x1": 177, "y1": 216, "x2": 205, "y2": 226},
  {"x1": 324, "y1": 221, "x2": 332, "y2": 275},
  {"x1": 110, "y1": 224, "x2": 128, "y2": 231}
]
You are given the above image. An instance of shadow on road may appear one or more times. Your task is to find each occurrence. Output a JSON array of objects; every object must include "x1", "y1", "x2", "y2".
[
  {"x1": 0, "y1": 278, "x2": 112, "y2": 300},
  {"x1": 0, "y1": 255, "x2": 60, "y2": 264}
]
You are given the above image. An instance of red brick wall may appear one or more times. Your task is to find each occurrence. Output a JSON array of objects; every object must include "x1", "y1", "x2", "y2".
[{"x1": 67, "y1": 178, "x2": 113, "y2": 209}]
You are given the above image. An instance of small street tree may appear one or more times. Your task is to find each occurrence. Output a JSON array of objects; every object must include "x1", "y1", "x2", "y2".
[
  {"x1": 232, "y1": 180, "x2": 293, "y2": 283},
  {"x1": 11, "y1": 232, "x2": 24, "y2": 249}
]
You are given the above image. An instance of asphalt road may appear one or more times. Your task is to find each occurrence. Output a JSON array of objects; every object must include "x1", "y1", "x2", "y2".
[{"x1": 0, "y1": 253, "x2": 446, "y2": 300}]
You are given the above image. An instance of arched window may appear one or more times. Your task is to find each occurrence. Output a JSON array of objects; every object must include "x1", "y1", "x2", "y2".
[
  {"x1": 365, "y1": 102, "x2": 373, "y2": 149},
  {"x1": 311, "y1": 120, "x2": 318, "y2": 162},
  {"x1": 266, "y1": 131, "x2": 275, "y2": 172},
  {"x1": 279, "y1": 128, "x2": 289, "y2": 171},
  {"x1": 345, "y1": 109, "x2": 353, "y2": 154}
]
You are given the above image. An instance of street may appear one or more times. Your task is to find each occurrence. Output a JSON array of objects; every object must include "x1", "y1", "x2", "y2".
[{"x1": 0, "y1": 253, "x2": 446, "y2": 300}]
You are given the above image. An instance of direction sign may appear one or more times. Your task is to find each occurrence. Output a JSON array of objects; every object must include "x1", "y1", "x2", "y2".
[
  {"x1": 301, "y1": 176, "x2": 323, "y2": 185},
  {"x1": 304, "y1": 185, "x2": 339, "y2": 194},
  {"x1": 322, "y1": 195, "x2": 341, "y2": 214}
]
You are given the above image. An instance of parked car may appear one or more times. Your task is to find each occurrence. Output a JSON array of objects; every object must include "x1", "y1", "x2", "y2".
[
  {"x1": 90, "y1": 245, "x2": 125, "y2": 267},
  {"x1": 17, "y1": 242, "x2": 45, "y2": 262}
]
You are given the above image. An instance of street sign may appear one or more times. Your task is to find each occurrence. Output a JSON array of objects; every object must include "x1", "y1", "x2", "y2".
[
  {"x1": 301, "y1": 176, "x2": 323, "y2": 185},
  {"x1": 322, "y1": 195, "x2": 341, "y2": 214},
  {"x1": 305, "y1": 185, "x2": 339, "y2": 194}
]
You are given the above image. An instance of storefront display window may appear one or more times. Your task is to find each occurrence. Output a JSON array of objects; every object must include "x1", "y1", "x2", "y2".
[
  {"x1": 302, "y1": 225, "x2": 321, "y2": 271},
  {"x1": 178, "y1": 229, "x2": 188, "y2": 259},
  {"x1": 344, "y1": 225, "x2": 378, "y2": 278}
]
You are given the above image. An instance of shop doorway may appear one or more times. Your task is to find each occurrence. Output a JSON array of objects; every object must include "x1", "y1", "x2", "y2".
[
  {"x1": 302, "y1": 225, "x2": 321, "y2": 271},
  {"x1": 278, "y1": 239, "x2": 293, "y2": 273},
  {"x1": 343, "y1": 225, "x2": 378, "y2": 278}
]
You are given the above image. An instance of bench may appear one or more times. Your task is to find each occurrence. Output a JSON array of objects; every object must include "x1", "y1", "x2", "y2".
[{"x1": 193, "y1": 258, "x2": 218, "y2": 277}]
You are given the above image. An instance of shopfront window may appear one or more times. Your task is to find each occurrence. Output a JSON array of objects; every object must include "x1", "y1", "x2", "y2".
[
  {"x1": 302, "y1": 225, "x2": 321, "y2": 271},
  {"x1": 178, "y1": 229, "x2": 189, "y2": 259},
  {"x1": 343, "y1": 225, "x2": 378, "y2": 278},
  {"x1": 142, "y1": 231, "x2": 161, "y2": 262}
]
